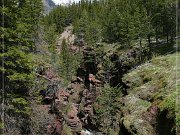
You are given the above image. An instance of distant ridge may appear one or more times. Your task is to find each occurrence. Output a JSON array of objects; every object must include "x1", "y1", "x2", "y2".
[{"x1": 42, "y1": 0, "x2": 56, "y2": 14}]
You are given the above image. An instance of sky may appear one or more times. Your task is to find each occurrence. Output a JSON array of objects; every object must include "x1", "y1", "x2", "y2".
[{"x1": 52, "y1": 0, "x2": 80, "y2": 5}]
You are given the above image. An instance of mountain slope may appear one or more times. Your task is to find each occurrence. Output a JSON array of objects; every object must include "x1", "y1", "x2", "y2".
[{"x1": 43, "y1": 0, "x2": 56, "y2": 14}]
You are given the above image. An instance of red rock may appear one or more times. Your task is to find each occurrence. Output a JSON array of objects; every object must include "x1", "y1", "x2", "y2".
[
  {"x1": 55, "y1": 120, "x2": 62, "y2": 134},
  {"x1": 88, "y1": 74, "x2": 101, "y2": 84},
  {"x1": 77, "y1": 77, "x2": 83, "y2": 82},
  {"x1": 47, "y1": 124, "x2": 51, "y2": 132},
  {"x1": 149, "y1": 106, "x2": 158, "y2": 115},
  {"x1": 59, "y1": 89, "x2": 70, "y2": 97},
  {"x1": 84, "y1": 106, "x2": 91, "y2": 112},
  {"x1": 89, "y1": 74, "x2": 95, "y2": 81},
  {"x1": 67, "y1": 111, "x2": 75, "y2": 119},
  {"x1": 95, "y1": 79, "x2": 101, "y2": 84}
]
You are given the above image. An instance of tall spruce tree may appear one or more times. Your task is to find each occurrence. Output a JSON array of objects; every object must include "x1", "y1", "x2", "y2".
[
  {"x1": 59, "y1": 39, "x2": 71, "y2": 84},
  {"x1": 0, "y1": 0, "x2": 42, "y2": 134}
]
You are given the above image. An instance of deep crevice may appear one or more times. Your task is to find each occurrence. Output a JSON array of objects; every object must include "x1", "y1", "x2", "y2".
[{"x1": 155, "y1": 110, "x2": 176, "y2": 135}]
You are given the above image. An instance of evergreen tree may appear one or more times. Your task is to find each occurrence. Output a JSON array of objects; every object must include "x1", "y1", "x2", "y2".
[
  {"x1": 44, "y1": 0, "x2": 176, "y2": 49},
  {"x1": 0, "y1": 0, "x2": 43, "y2": 134},
  {"x1": 74, "y1": 9, "x2": 89, "y2": 46},
  {"x1": 59, "y1": 39, "x2": 82, "y2": 85},
  {"x1": 93, "y1": 84, "x2": 122, "y2": 134}
]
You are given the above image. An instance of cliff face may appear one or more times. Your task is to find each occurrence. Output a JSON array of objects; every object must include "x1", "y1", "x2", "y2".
[{"x1": 42, "y1": 0, "x2": 56, "y2": 14}]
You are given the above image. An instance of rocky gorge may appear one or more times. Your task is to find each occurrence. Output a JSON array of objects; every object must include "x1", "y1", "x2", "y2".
[{"x1": 33, "y1": 26, "x2": 179, "y2": 135}]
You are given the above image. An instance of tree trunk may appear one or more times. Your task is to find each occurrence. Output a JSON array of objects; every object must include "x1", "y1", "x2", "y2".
[
  {"x1": 139, "y1": 38, "x2": 142, "y2": 63},
  {"x1": 147, "y1": 35, "x2": 152, "y2": 59},
  {"x1": 155, "y1": 27, "x2": 158, "y2": 43},
  {"x1": 170, "y1": 34, "x2": 174, "y2": 43},
  {"x1": 167, "y1": 31, "x2": 169, "y2": 43}
]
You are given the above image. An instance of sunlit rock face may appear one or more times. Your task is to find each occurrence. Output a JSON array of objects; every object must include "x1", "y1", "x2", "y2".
[{"x1": 42, "y1": 0, "x2": 56, "y2": 14}]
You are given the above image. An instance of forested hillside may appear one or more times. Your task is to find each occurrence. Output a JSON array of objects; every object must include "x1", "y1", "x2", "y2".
[{"x1": 0, "y1": 0, "x2": 180, "y2": 135}]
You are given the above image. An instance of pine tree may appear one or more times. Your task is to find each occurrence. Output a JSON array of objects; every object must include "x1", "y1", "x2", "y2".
[
  {"x1": 0, "y1": 0, "x2": 43, "y2": 134},
  {"x1": 59, "y1": 39, "x2": 71, "y2": 84},
  {"x1": 94, "y1": 84, "x2": 122, "y2": 134},
  {"x1": 1, "y1": 0, "x2": 42, "y2": 95},
  {"x1": 74, "y1": 9, "x2": 89, "y2": 46}
]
